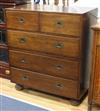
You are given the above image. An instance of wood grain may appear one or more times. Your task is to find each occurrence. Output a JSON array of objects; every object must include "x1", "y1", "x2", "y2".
[
  {"x1": 6, "y1": 11, "x2": 39, "y2": 31},
  {"x1": 9, "y1": 50, "x2": 80, "y2": 80},
  {"x1": 40, "y1": 13, "x2": 82, "y2": 36},
  {"x1": 93, "y1": 47, "x2": 100, "y2": 104},
  {"x1": 11, "y1": 67, "x2": 78, "y2": 99},
  {"x1": 7, "y1": 30, "x2": 80, "y2": 58}
]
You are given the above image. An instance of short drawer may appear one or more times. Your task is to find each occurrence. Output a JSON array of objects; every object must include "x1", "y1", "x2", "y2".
[
  {"x1": 9, "y1": 50, "x2": 80, "y2": 80},
  {"x1": 40, "y1": 13, "x2": 82, "y2": 36},
  {"x1": 6, "y1": 11, "x2": 39, "y2": 31},
  {"x1": 8, "y1": 30, "x2": 80, "y2": 58},
  {"x1": 11, "y1": 67, "x2": 78, "y2": 99}
]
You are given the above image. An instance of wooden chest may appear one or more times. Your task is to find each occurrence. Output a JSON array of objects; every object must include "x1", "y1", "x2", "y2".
[
  {"x1": 6, "y1": 4, "x2": 97, "y2": 104},
  {"x1": 88, "y1": 23, "x2": 100, "y2": 111}
]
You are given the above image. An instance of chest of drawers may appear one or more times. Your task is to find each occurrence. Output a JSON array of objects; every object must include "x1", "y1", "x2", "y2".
[
  {"x1": 88, "y1": 23, "x2": 100, "y2": 111},
  {"x1": 6, "y1": 4, "x2": 97, "y2": 104}
]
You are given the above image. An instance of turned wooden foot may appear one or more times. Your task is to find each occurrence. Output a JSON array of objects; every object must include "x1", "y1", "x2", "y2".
[{"x1": 15, "y1": 84, "x2": 24, "y2": 91}]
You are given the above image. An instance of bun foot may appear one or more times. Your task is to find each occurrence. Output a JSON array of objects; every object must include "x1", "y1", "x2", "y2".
[
  {"x1": 15, "y1": 84, "x2": 24, "y2": 91},
  {"x1": 70, "y1": 99, "x2": 81, "y2": 106}
]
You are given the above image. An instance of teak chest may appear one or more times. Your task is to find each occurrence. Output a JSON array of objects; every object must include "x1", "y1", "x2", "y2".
[{"x1": 5, "y1": 4, "x2": 97, "y2": 104}]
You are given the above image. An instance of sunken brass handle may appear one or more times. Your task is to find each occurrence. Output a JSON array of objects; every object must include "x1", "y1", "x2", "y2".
[
  {"x1": 18, "y1": 17, "x2": 25, "y2": 23},
  {"x1": 56, "y1": 83, "x2": 63, "y2": 88},
  {"x1": 55, "y1": 65, "x2": 63, "y2": 70},
  {"x1": 20, "y1": 59, "x2": 26, "y2": 63},
  {"x1": 22, "y1": 76, "x2": 29, "y2": 81},
  {"x1": 19, "y1": 37, "x2": 26, "y2": 43},
  {"x1": 54, "y1": 43, "x2": 64, "y2": 49},
  {"x1": 55, "y1": 20, "x2": 64, "y2": 28}
]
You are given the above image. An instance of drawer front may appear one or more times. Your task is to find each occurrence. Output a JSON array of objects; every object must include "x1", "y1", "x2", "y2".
[
  {"x1": 11, "y1": 67, "x2": 78, "y2": 99},
  {"x1": 8, "y1": 30, "x2": 80, "y2": 58},
  {"x1": 6, "y1": 11, "x2": 39, "y2": 31},
  {"x1": 40, "y1": 13, "x2": 82, "y2": 36},
  {"x1": 9, "y1": 50, "x2": 80, "y2": 80}
]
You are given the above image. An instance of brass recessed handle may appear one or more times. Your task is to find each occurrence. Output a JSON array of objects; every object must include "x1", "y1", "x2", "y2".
[
  {"x1": 19, "y1": 37, "x2": 26, "y2": 43},
  {"x1": 55, "y1": 20, "x2": 64, "y2": 28},
  {"x1": 20, "y1": 59, "x2": 26, "y2": 64},
  {"x1": 22, "y1": 76, "x2": 29, "y2": 81},
  {"x1": 18, "y1": 17, "x2": 25, "y2": 23},
  {"x1": 55, "y1": 65, "x2": 63, "y2": 70},
  {"x1": 56, "y1": 83, "x2": 63, "y2": 88},
  {"x1": 54, "y1": 43, "x2": 64, "y2": 49}
]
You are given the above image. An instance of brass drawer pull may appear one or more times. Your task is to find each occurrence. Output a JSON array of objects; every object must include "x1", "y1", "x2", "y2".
[
  {"x1": 19, "y1": 37, "x2": 26, "y2": 43},
  {"x1": 20, "y1": 59, "x2": 26, "y2": 63},
  {"x1": 55, "y1": 65, "x2": 63, "y2": 70},
  {"x1": 18, "y1": 17, "x2": 25, "y2": 23},
  {"x1": 22, "y1": 76, "x2": 29, "y2": 81},
  {"x1": 54, "y1": 43, "x2": 64, "y2": 49},
  {"x1": 55, "y1": 20, "x2": 64, "y2": 28},
  {"x1": 56, "y1": 83, "x2": 63, "y2": 88}
]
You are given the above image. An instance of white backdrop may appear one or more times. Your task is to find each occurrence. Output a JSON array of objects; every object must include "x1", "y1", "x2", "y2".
[
  {"x1": 73, "y1": 0, "x2": 100, "y2": 19},
  {"x1": 31, "y1": 0, "x2": 100, "y2": 21}
]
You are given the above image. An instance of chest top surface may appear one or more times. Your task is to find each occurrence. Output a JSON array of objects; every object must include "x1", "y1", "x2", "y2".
[{"x1": 5, "y1": 4, "x2": 97, "y2": 15}]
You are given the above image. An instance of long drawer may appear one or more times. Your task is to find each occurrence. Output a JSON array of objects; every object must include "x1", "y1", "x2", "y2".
[
  {"x1": 11, "y1": 67, "x2": 78, "y2": 99},
  {"x1": 7, "y1": 30, "x2": 80, "y2": 58},
  {"x1": 40, "y1": 13, "x2": 82, "y2": 36},
  {"x1": 9, "y1": 50, "x2": 80, "y2": 80},
  {"x1": 6, "y1": 11, "x2": 39, "y2": 31}
]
